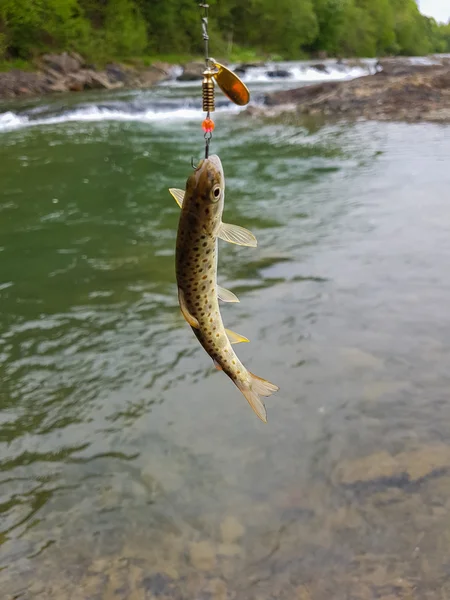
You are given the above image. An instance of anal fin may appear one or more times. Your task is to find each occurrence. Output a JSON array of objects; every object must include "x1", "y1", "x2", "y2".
[
  {"x1": 218, "y1": 222, "x2": 257, "y2": 247},
  {"x1": 225, "y1": 328, "x2": 249, "y2": 344},
  {"x1": 178, "y1": 288, "x2": 199, "y2": 328}
]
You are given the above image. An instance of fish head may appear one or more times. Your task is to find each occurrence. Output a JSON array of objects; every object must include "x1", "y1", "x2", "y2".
[{"x1": 185, "y1": 154, "x2": 225, "y2": 233}]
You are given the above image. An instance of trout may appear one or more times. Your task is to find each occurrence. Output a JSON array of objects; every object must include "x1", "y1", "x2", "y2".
[{"x1": 169, "y1": 155, "x2": 278, "y2": 422}]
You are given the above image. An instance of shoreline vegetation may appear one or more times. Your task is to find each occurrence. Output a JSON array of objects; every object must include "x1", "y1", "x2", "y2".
[
  {"x1": 1, "y1": 1, "x2": 449, "y2": 63},
  {"x1": 0, "y1": 1, "x2": 449, "y2": 77}
]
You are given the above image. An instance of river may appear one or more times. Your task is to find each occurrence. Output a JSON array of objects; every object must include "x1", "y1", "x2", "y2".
[{"x1": 1, "y1": 61, "x2": 450, "y2": 599}]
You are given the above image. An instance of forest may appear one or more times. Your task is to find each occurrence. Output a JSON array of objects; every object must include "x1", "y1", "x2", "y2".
[{"x1": 1, "y1": 0, "x2": 449, "y2": 66}]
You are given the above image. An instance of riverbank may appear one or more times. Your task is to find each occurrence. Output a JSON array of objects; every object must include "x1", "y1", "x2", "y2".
[
  {"x1": 0, "y1": 51, "x2": 373, "y2": 100},
  {"x1": 0, "y1": 52, "x2": 183, "y2": 99},
  {"x1": 2, "y1": 53, "x2": 450, "y2": 126},
  {"x1": 256, "y1": 57, "x2": 450, "y2": 123}
]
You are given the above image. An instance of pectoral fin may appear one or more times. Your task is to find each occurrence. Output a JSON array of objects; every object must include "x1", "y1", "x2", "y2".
[
  {"x1": 178, "y1": 288, "x2": 199, "y2": 328},
  {"x1": 225, "y1": 328, "x2": 249, "y2": 344},
  {"x1": 217, "y1": 285, "x2": 240, "y2": 303},
  {"x1": 217, "y1": 222, "x2": 257, "y2": 247},
  {"x1": 169, "y1": 188, "x2": 185, "y2": 208},
  {"x1": 213, "y1": 359, "x2": 223, "y2": 371}
]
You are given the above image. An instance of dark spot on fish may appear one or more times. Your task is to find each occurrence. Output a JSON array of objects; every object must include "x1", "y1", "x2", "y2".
[{"x1": 202, "y1": 275, "x2": 207, "y2": 280}]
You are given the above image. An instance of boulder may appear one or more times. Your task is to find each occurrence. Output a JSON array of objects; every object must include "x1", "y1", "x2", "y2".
[
  {"x1": 88, "y1": 71, "x2": 116, "y2": 90},
  {"x1": 234, "y1": 61, "x2": 266, "y2": 75},
  {"x1": 43, "y1": 66, "x2": 62, "y2": 83},
  {"x1": 47, "y1": 79, "x2": 70, "y2": 93},
  {"x1": 105, "y1": 63, "x2": 127, "y2": 83},
  {"x1": 311, "y1": 63, "x2": 328, "y2": 73},
  {"x1": 150, "y1": 62, "x2": 173, "y2": 77},
  {"x1": 66, "y1": 72, "x2": 86, "y2": 92},
  {"x1": 266, "y1": 69, "x2": 291, "y2": 79},
  {"x1": 177, "y1": 61, "x2": 205, "y2": 81},
  {"x1": 69, "y1": 51, "x2": 85, "y2": 67},
  {"x1": 139, "y1": 65, "x2": 170, "y2": 87},
  {"x1": 65, "y1": 70, "x2": 117, "y2": 91},
  {"x1": 42, "y1": 52, "x2": 82, "y2": 74}
]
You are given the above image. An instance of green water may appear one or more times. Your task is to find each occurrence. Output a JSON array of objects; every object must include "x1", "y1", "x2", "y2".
[{"x1": 2, "y1": 107, "x2": 450, "y2": 599}]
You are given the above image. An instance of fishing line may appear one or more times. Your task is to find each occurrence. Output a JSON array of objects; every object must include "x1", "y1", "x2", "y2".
[{"x1": 195, "y1": 3, "x2": 250, "y2": 161}]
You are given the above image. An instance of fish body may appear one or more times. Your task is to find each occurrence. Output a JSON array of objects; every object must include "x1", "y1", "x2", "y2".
[{"x1": 171, "y1": 155, "x2": 278, "y2": 422}]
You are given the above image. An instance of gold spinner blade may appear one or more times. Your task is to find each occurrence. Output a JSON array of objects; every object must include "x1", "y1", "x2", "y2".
[{"x1": 211, "y1": 61, "x2": 250, "y2": 106}]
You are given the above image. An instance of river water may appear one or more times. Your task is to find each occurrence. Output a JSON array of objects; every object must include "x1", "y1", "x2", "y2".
[{"x1": 1, "y1": 62, "x2": 450, "y2": 599}]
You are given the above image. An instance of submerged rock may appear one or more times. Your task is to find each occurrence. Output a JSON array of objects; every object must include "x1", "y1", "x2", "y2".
[
  {"x1": 234, "y1": 61, "x2": 266, "y2": 75},
  {"x1": 333, "y1": 444, "x2": 450, "y2": 487},
  {"x1": 220, "y1": 515, "x2": 245, "y2": 544},
  {"x1": 311, "y1": 63, "x2": 328, "y2": 73},
  {"x1": 189, "y1": 541, "x2": 217, "y2": 571},
  {"x1": 267, "y1": 68, "x2": 291, "y2": 79}
]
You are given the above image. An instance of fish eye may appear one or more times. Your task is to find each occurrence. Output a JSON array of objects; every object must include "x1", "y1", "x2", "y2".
[{"x1": 211, "y1": 184, "x2": 221, "y2": 202}]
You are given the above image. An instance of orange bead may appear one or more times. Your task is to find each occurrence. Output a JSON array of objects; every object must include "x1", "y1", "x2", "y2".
[{"x1": 202, "y1": 118, "x2": 215, "y2": 133}]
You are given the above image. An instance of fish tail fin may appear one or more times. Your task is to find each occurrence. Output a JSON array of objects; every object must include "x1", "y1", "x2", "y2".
[{"x1": 235, "y1": 372, "x2": 279, "y2": 423}]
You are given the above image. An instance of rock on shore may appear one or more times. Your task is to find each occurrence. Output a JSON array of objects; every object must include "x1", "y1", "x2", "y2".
[
  {"x1": 261, "y1": 58, "x2": 450, "y2": 123},
  {"x1": 0, "y1": 52, "x2": 174, "y2": 99}
]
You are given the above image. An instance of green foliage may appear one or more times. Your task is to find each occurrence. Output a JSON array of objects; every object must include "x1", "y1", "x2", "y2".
[
  {"x1": 0, "y1": 33, "x2": 6, "y2": 60},
  {"x1": 0, "y1": 0, "x2": 449, "y2": 65},
  {"x1": 0, "y1": 0, "x2": 90, "y2": 58}
]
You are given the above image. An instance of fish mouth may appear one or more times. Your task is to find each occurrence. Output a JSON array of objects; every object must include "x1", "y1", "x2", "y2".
[
  {"x1": 206, "y1": 154, "x2": 222, "y2": 173},
  {"x1": 193, "y1": 154, "x2": 224, "y2": 188}
]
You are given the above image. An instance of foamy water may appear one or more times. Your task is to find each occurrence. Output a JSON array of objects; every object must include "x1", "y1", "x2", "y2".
[{"x1": 0, "y1": 103, "x2": 243, "y2": 133}]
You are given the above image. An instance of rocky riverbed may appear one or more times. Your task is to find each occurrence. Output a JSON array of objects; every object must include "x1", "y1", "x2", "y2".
[
  {"x1": 4, "y1": 441, "x2": 450, "y2": 599},
  {"x1": 256, "y1": 57, "x2": 450, "y2": 123}
]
